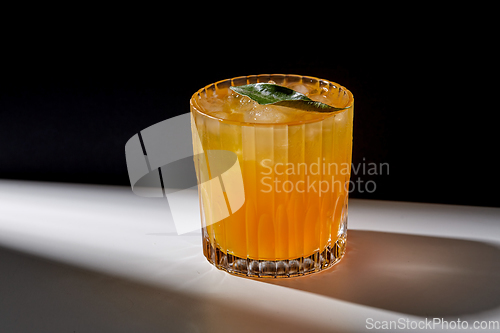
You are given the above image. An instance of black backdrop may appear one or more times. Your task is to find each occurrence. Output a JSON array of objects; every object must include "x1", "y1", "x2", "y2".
[{"x1": 1, "y1": 26, "x2": 497, "y2": 208}]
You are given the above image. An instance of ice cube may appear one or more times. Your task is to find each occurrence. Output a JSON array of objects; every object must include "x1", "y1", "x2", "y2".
[
  {"x1": 307, "y1": 85, "x2": 332, "y2": 105},
  {"x1": 286, "y1": 83, "x2": 314, "y2": 96},
  {"x1": 210, "y1": 111, "x2": 231, "y2": 120},
  {"x1": 233, "y1": 96, "x2": 256, "y2": 113},
  {"x1": 244, "y1": 104, "x2": 291, "y2": 123},
  {"x1": 226, "y1": 91, "x2": 257, "y2": 113},
  {"x1": 198, "y1": 95, "x2": 225, "y2": 113},
  {"x1": 308, "y1": 94, "x2": 331, "y2": 105}
]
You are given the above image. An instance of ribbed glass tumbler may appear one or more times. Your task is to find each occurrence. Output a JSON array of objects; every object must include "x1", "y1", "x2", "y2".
[{"x1": 190, "y1": 74, "x2": 354, "y2": 278}]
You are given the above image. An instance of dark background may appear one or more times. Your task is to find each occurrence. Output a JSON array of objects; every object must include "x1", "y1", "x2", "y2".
[{"x1": 1, "y1": 17, "x2": 497, "y2": 208}]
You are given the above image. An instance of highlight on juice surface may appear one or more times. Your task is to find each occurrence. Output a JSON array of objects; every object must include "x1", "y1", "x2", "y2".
[{"x1": 190, "y1": 74, "x2": 354, "y2": 278}]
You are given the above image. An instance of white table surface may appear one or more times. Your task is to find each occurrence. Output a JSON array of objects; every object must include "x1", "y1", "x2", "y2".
[{"x1": 1, "y1": 179, "x2": 500, "y2": 332}]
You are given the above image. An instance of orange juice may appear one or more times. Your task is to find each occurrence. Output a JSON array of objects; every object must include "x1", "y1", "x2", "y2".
[{"x1": 190, "y1": 74, "x2": 353, "y2": 277}]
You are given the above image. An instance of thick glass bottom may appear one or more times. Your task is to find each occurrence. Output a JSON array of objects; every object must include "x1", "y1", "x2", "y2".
[{"x1": 202, "y1": 233, "x2": 346, "y2": 278}]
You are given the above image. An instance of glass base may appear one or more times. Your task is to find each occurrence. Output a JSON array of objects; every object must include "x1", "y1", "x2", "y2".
[{"x1": 203, "y1": 233, "x2": 346, "y2": 278}]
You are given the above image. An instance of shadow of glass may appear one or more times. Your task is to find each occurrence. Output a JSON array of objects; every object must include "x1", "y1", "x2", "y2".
[{"x1": 262, "y1": 230, "x2": 500, "y2": 317}]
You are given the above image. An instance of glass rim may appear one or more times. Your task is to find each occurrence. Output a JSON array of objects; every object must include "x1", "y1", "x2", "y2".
[{"x1": 190, "y1": 74, "x2": 354, "y2": 127}]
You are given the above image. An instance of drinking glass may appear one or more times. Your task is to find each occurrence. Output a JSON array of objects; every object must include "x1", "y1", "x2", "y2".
[{"x1": 190, "y1": 74, "x2": 354, "y2": 278}]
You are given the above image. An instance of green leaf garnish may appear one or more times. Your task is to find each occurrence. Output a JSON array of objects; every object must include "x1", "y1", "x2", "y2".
[{"x1": 230, "y1": 83, "x2": 348, "y2": 113}]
